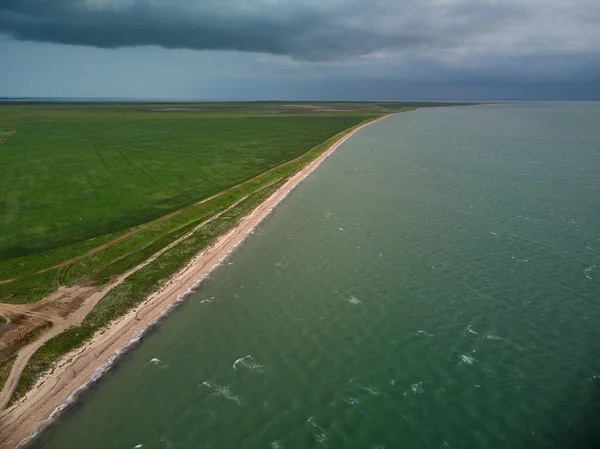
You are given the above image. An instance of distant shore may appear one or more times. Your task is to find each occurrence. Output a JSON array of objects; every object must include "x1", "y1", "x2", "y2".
[{"x1": 0, "y1": 114, "x2": 392, "y2": 448}]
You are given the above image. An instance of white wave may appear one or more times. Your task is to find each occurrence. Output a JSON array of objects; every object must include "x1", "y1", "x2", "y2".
[
  {"x1": 314, "y1": 432, "x2": 328, "y2": 448},
  {"x1": 417, "y1": 330, "x2": 434, "y2": 337},
  {"x1": 200, "y1": 381, "x2": 242, "y2": 405},
  {"x1": 459, "y1": 354, "x2": 475, "y2": 365},
  {"x1": 404, "y1": 381, "x2": 424, "y2": 396},
  {"x1": 484, "y1": 333, "x2": 523, "y2": 350},
  {"x1": 339, "y1": 227, "x2": 344, "y2": 231},
  {"x1": 343, "y1": 396, "x2": 359, "y2": 405},
  {"x1": 134, "y1": 445, "x2": 143, "y2": 449},
  {"x1": 485, "y1": 334, "x2": 501, "y2": 341},
  {"x1": 232, "y1": 355, "x2": 251, "y2": 370},
  {"x1": 149, "y1": 357, "x2": 169, "y2": 369},
  {"x1": 584, "y1": 265, "x2": 596, "y2": 279},
  {"x1": 270, "y1": 442, "x2": 282, "y2": 449},
  {"x1": 232, "y1": 355, "x2": 267, "y2": 374},
  {"x1": 344, "y1": 295, "x2": 361, "y2": 305},
  {"x1": 411, "y1": 382, "x2": 423, "y2": 394},
  {"x1": 360, "y1": 385, "x2": 381, "y2": 396},
  {"x1": 307, "y1": 418, "x2": 328, "y2": 448},
  {"x1": 466, "y1": 325, "x2": 479, "y2": 335}
]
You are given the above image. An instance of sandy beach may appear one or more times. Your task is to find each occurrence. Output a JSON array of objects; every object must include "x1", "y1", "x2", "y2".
[{"x1": 0, "y1": 114, "x2": 389, "y2": 448}]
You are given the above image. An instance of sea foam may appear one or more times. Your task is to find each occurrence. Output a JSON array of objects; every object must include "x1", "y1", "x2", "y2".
[
  {"x1": 200, "y1": 382, "x2": 242, "y2": 405},
  {"x1": 232, "y1": 355, "x2": 268, "y2": 374},
  {"x1": 344, "y1": 295, "x2": 361, "y2": 305}
]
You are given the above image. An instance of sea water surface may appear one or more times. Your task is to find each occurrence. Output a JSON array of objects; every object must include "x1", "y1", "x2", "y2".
[{"x1": 32, "y1": 103, "x2": 600, "y2": 449}]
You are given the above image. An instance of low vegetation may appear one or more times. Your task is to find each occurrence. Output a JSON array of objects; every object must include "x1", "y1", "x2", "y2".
[
  {"x1": 0, "y1": 321, "x2": 51, "y2": 392},
  {"x1": 0, "y1": 357, "x2": 15, "y2": 392}
]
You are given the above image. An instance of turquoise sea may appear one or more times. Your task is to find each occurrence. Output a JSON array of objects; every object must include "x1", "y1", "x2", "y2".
[{"x1": 31, "y1": 103, "x2": 600, "y2": 449}]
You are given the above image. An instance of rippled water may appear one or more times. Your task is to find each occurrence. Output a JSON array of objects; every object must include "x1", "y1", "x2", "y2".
[{"x1": 31, "y1": 103, "x2": 600, "y2": 449}]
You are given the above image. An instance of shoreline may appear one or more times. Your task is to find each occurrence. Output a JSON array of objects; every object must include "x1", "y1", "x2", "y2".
[{"x1": 0, "y1": 113, "x2": 391, "y2": 448}]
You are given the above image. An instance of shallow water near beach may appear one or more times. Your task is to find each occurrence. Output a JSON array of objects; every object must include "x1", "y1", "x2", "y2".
[{"x1": 31, "y1": 103, "x2": 600, "y2": 449}]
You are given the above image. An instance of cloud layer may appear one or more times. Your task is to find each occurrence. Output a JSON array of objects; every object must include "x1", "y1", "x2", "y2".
[
  {"x1": 1, "y1": 0, "x2": 599, "y2": 99},
  {"x1": 1, "y1": 0, "x2": 599, "y2": 65}
]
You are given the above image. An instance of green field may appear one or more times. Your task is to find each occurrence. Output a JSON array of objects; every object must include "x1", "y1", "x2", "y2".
[
  {"x1": 0, "y1": 101, "x2": 466, "y2": 402},
  {"x1": 1, "y1": 109, "x2": 370, "y2": 259}
]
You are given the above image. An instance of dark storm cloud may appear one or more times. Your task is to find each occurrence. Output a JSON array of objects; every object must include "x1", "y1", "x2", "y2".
[{"x1": 0, "y1": 0, "x2": 534, "y2": 61}]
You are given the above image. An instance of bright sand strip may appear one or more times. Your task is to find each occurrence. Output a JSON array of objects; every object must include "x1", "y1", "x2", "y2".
[{"x1": 0, "y1": 114, "x2": 390, "y2": 448}]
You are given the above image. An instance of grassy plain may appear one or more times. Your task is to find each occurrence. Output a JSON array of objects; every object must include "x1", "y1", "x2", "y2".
[
  {"x1": 0, "y1": 358, "x2": 15, "y2": 392},
  {"x1": 0, "y1": 111, "x2": 366, "y2": 260}
]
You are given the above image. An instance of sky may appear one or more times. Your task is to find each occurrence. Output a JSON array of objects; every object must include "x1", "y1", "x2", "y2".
[{"x1": 1, "y1": 0, "x2": 599, "y2": 100}]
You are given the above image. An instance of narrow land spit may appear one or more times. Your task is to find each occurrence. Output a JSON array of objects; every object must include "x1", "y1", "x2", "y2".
[{"x1": 0, "y1": 115, "x2": 390, "y2": 448}]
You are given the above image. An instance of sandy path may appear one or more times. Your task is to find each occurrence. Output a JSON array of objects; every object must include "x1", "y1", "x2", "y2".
[{"x1": 0, "y1": 114, "x2": 389, "y2": 448}]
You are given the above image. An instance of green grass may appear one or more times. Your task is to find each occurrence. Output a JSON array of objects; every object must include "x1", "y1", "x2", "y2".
[
  {"x1": 1, "y1": 111, "x2": 368, "y2": 260},
  {"x1": 0, "y1": 121, "x2": 370, "y2": 304},
  {"x1": 0, "y1": 269, "x2": 63, "y2": 304},
  {"x1": 9, "y1": 120, "x2": 370, "y2": 403},
  {"x1": 0, "y1": 357, "x2": 16, "y2": 392},
  {"x1": 0, "y1": 229, "x2": 128, "y2": 281},
  {"x1": 0, "y1": 103, "x2": 380, "y2": 303}
]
